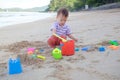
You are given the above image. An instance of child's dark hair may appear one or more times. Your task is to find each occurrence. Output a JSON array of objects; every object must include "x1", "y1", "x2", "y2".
[{"x1": 57, "y1": 8, "x2": 69, "y2": 17}]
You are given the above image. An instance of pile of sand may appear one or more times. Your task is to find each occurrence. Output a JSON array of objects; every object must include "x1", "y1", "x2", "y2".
[{"x1": 0, "y1": 41, "x2": 51, "y2": 76}]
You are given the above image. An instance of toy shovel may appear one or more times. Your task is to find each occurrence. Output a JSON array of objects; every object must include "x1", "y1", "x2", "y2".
[{"x1": 53, "y1": 33, "x2": 67, "y2": 42}]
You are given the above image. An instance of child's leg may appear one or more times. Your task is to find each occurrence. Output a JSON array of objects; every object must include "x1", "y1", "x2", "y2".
[
  {"x1": 47, "y1": 35, "x2": 66, "y2": 48},
  {"x1": 47, "y1": 35, "x2": 59, "y2": 48}
]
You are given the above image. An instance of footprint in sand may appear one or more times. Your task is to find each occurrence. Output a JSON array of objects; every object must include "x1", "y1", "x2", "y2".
[
  {"x1": 91, "y1": 60, "x2": 100, "y2": 63},
  {"x1": 76, "y1": 67, "x2": 119, "y2": 80},
  {"x1": 0, "y1": 63, "x2": 7, "y2": 77},
  {"x1": 66, "y1": 54, "x2": 86, "y2": 63},
  {"x1": 113, "y1": 26, "x2": 120, "y2": 30},
  {"x1": 105, "y1": 34, "x2": 112, "y2": 37},
  {"x1": 117, "y1": 59, "x2": 120, "y2": 62},
  {"x1": 46, "y1": 64, "x2": 72, "y2": 80}
]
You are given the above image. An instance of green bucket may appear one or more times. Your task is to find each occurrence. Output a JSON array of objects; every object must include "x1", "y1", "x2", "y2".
[{"x1": 52, "y1": 48, "x2": 62, "y2": 60}]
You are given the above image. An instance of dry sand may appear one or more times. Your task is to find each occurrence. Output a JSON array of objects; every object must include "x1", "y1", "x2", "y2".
[{"x1": 0, "y1": 8, "x2": 120, "y2": 80}]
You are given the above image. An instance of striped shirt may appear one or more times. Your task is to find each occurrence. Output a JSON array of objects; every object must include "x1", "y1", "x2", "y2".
[{"x1": 50, "y1": 22, "x2": 71, "y2": 36}]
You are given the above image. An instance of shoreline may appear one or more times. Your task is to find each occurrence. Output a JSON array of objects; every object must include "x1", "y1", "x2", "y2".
[
  {"x1": 0, "y1": 16, "x2": 54, "y2": 29},
  {"x1": 0, "y1": 12, "x2": 56, "y2": 28}
]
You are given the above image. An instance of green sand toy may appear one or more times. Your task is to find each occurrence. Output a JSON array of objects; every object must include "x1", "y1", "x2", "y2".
[
  {"x1": 52, "y1": 48, "x2": 62, "y2": 60},
  {"x1": 109, "y1": 40, "x2": 119, "y2": 46}
]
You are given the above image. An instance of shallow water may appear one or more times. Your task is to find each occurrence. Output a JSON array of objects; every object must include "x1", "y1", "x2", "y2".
[{"x1": 0, "y1": 12, "x2": 55, "y2": 28}]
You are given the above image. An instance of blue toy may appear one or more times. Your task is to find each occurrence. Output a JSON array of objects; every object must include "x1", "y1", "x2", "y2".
[
  {"x1": 98, "y1": 46, "x2": 105, "y2": 52},
  {"x1": 81, "y1": 46, "x2": 91, "y2": 51},
  {"x1": 60, "y1": 43, "x2": 64, "y2": 46},
  {"x1": 8, "y1": 57, "x2": 22, "y2": 75},
  {"x1": 75, "y1": 48, "x2": 79, "y2": 51},
  {"x1": 40, "y1": 49, "x2": 44, "y2": 53}
]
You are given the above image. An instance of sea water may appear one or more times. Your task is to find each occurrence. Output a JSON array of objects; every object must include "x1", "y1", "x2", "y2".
[{"x1": 0, "y1": 12, "x2": 55, "y2": 28}]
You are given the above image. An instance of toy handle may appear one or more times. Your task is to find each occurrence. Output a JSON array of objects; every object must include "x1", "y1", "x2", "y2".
[
  {"x1": 37, "y1": 55, "x2": 46, "y2": 60},
  {"x1": 53, "y1": 33, "x2": 67, "y2": 42}
]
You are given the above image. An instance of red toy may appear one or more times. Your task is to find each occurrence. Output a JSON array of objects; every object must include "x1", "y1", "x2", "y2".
[{"x1": 61, "y1": 40, "x2": 75, "y2": 56}]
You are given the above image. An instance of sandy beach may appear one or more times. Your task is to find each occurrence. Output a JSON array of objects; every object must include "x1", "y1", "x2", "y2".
[{"x1": 0, "y1": 8, "x2": 120, "y2": 80}]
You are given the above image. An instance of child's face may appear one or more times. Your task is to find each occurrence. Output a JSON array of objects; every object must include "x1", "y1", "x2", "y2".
[{"x1": 57, "y1": 14, "x2": 67, "y2": 26}]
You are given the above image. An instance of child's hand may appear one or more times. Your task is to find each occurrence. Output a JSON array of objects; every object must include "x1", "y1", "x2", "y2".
[{"x1": 67, "y1": 34, "x2": 78, "y2": 42}]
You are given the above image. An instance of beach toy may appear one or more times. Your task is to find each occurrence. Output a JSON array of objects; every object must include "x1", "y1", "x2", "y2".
[
  {"x1": 108, "y1": 45, "x2": 119, "y2": 50},
  {"x1": 27, "y1": 48, "x2": 35, "y2": 54},
  {"x1": 35, "y1": 50, "x2": 39, "y2": 53},
  {"x1": 37, "y1": 55, "x2": 46, "y2": 60},
  {"x1": 75, "y1": 48, "x2": 79, "y2": 51},
  {"x1": 32, "y1": 54, "x2": 46, "y2": 60},
  {"x1": 58, "y1": 43, "x2": 64, "y2": 50},
  {"x1": 32, "y1": 54, "x2": 37, "y2": 59},
  {"x1": 27, "y1": 48, "x2": 35, "y2": 52},
  {"x1": 98, "y1": 46, "x2": 105, "y2": 52},
  {"x1": 40, "y1": 49, "x2": 44, "y2": 53},
  {"x1": 60, "y1": 43, "x2": 64, "y2": 46},
  {"x1": 61, "y1": 40, "x2": 75, "y2": 56},
  {"x1": 8, "y1": 57, "x2": 22, "y2": 75},
  {"x1": 53, "y1": 33, "x2": 67, "y2": 42},
  {"x1": 109, "y1": 40, "x2": 119, "y2": 46},
  {"x1": 52, "y1": 48, "x2": 62, "y2": 60},
  {"x1": 27, "y1": 51, "x2": 33, "y2": 54},
  {"x1": 81, "y1": 46, "x2": 91, "y2": 51}
]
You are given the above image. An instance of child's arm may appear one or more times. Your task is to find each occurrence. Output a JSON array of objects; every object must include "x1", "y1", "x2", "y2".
[
  {"x1": 67, "y1": 34, "x2": 78, "y2": 42},
  {"x1": 52, "y1": 28, "x2": 67, "y2": 42}
]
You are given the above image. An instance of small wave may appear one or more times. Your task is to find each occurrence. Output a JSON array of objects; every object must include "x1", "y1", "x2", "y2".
[{"x1": 0, "y1": 12, "x2": 55, "y2": 28}]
